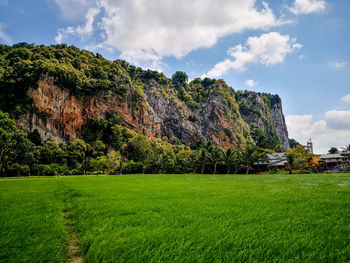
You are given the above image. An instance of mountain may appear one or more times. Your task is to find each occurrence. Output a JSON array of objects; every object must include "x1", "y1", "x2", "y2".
[{"x1": 0, "y1": 43, "x2": 289, "y2": 150}]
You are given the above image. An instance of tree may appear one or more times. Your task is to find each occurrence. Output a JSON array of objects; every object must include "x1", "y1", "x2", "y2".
[
  {"x1": 171, "y1": 71, "x2": 188, "y2": 89},
  {"x1": 40, "y1": 137, "x2": 66, "y2": 165},
  {"x1": 341, "y1": 144, "x2": 350, "y2": 152},
  {"x1": 0, "y1": 111, "x2": 18, "y2": 177},
  {"x1": 106, "y1": 151, "x2": 121, "y2": 174},
  {"x1": 289, "y1": 138, "x2": 301, "y2": 148},
  {"x1": 206, "y1": 147, "x2": 224, "y2": 174},
  {"x1": 251, "y1": 127, "x2": 269, "y2": 149},
  {"x1": 222, "y1": 148, "x2": 235, "y2": 174},
  {"x1": 0, "y1": 111, "x2": 34, "y2": 177},
  {"x1": 174, "y1": 149, "x2": 192, "y2": 173},
  {"x1": 328, "y1": 147, "x2": 339, "y2": 154},
  {"x1": 242, "y1": 143, "x2": 266, "y2": 174},
  {"x1": 91, "y1": 140, "x2": 107, "y2": 158},
  {"x1": 285, "y1": 152, "x2": 297, "y2": 174},
  {"x1": 197, "y1": 149, "x2": 208, "y2": 174},
  {"x1": 125, "y1": 134, "x2": 153, "y2": 162},
  {"x1": 232, "y1": 150, "x2": 243, "y2": 174},
  {"x1": 274, "y1": 144, "x2": 284, "y2": 153},
  {"x1": 68, "y1": 138, "x2": 89, "y2": 174}
]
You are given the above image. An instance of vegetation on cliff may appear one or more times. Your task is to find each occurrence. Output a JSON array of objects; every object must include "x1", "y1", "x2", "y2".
[
  {"x1": 0, "y1": 43, "x2": 293, "y2": 176},
  {"x1": 0, "y1": 43, "x2": 288, "y2": 149}
]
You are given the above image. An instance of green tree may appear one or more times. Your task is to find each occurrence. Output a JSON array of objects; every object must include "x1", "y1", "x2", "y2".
[
  {"x1": 125, "y1": 134, "x2": 153, "y2": 162},
  {"x1": 232, "y1": 150, "x2": 243, "y2": 174},
  {"x1": 285, "y1": 152, "x2": 298, "y2": 174},
  {"x1": 341, "y1": 144, "x2": 350, "y2": 152},
  {"x1": 328, "y1": 147, "x2": 339, "y2": 154},
  {"x1": 68, "y1": 138, "x2": 90, "y2": 174},
  {"x1": 251, "y1": 127, "x2": 269, "y2": 149},
  {"x1": 206, "y1": 147, "x2": 224, "y2": 174},
  {"x1": 171, "y1": 71, "x2": 188, "y2": 89},
  {"x1": 0, "y1": 111, "x2": 34, "y2": 177},
  {"x1": 107, "y1": 151, "x2": 121, "y2": 174},
  {"x1": 289, "y1": 138, "x2": 301, "y2": 148},
  {"x1": 222, "y1": 148, "x2": 235, "y2": 174},
  {"x1": 40, "y1": 137, "x2": 66, "y2": 165},
  {"x1": 197, "y1": 149, "x2": 207, "y2": 174},
  {"x1": 242, "y1": 143, "x2": 266, "y2": 174}
]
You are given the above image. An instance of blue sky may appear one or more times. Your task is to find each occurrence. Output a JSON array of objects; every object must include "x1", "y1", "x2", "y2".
[{"x1": 0, "y1": 0, "x2": 349, "y2": 153}]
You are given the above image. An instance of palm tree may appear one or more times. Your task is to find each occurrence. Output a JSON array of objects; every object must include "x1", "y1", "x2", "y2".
[
  {"x1": 242, "y1": 143, "x2": 266, "y2": 174},
  {"x1": 285, "y1": 152, "x2": 297, "y2": 174},
  {"x1": 222, "y1": 148, "x2": 234, "y2": 174},
  {"x1": 198, "y1": 148, "x2": 209, "y2": 174},
  {"x1": 232, "y1": 150, "x2": 243, "y2": 174},
  {"x1": 206, "y1": 147, "x2": 224, "y2": 174},
  {"x1": 196, "y1": 141, "x2": 214, "y2": 174},
  {"x1": 341, "y1": 144, "x2": 350, "y2": 152},
  {"x1": 187, "y1": 152, "x2": 198, "y2": 174}
]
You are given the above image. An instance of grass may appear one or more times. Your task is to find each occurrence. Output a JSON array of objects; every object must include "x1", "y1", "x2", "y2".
[
  {"x1": 1, "y1": 174, "x2": 350, "y2": 262},
  {"x1": 0, "y1": 179, "x2": 67, "y2": 263}
]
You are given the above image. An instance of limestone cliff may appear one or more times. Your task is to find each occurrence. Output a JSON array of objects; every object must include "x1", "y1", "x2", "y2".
[
  {"x1": 18, "y1": 76, "x2": 247, "y2": 149},
  {"x1": 236, "y1": 91, "x2": 289, "y2": 149},
  {"x1": 0, "y1": 43, "x2": 289, "y2": 149}
]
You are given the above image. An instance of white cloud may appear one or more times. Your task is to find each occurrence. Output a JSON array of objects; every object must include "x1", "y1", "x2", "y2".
[
  {"x1": 204, "y1": 32, "x2": 301, "y2": 78},
  {"x1": 285, "y1": 114, "x2": 313, "y2": 141},
  {"x1": 289, "y1": 0, "x2": 326, "y2": 15},
  {"x1": 286, "y1": 111, "x2": 350, "y2": 154},
  {"x1": 325, "y1": 110, "x2": 350, "y2": 130},
  {"x1": 0, "y1": 23, "x2": 12, "y2": 44},
  {"x1": 54, "y1": 0, "x2": 284, "y2": 68},
  {"x1": 329, "y1": 61, "x2": 346, "y2": 69},
  {"x1": 245, "y1": 79, "x2": 257, "y2": 87},
  {"x1": 53, "y1": 0, "x2": 96, "y2": 20},
  {"x1": 55, "y1": 7, "x2": 100, "y2": 43},
  {"x1": 340, "y1": 94, "x2": 350, "y2": 103}
]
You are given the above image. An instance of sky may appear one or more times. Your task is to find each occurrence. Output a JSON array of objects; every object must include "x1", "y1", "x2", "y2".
[{"x1": 0, "y1": 0, "x2": 349, "y2": 154}]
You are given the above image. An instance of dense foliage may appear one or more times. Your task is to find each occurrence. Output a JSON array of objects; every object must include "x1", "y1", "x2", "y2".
[
  {"x1": 0, "y1": 109, "x2": 273, "y2": 176},
  {"x1": 0, "y1": 43, "x2": 168, "y2": 116}
]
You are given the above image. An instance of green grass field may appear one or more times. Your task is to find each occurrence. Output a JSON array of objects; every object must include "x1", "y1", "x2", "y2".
[{"x1": 1, "y1": 174, "x2": 350, "y2": 262}]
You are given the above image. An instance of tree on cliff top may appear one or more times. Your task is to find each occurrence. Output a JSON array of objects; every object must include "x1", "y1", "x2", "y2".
[{"x1": 172, "y1": 71, "x2": 188, "y2": 91}]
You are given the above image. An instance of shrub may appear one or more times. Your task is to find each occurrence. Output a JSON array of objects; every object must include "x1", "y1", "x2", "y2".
[{"x1": 123, "y1": 161, "x2": 144, "y2": 174}]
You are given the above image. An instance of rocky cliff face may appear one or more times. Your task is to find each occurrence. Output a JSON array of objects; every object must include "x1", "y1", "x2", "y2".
[
  {"x1": 17, "y1": 76, "x2": 163, "y2": 142},
  {"x1": 18, "y1": 76, "x2": 248, "y2": 149},
  {"x1": 16, "y1": 76, "x2": 288, "y2": 150},
  {"x1": 0, "y1": 44, "x2": 289, "y2": 150},
  {"x1": 143, "y1": 81, "x2": 247, "y2": 148},
  {"x1": 236, "y1": 92, "x2": 289, "y2": 150},
  {"x1": 269, "y1": 100, "x2": 289, "y2": 150}
]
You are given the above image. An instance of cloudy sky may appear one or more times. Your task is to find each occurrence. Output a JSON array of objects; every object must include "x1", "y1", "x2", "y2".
[{"x1": 0, "y1": 0, "x2": 349, "y2": 153}]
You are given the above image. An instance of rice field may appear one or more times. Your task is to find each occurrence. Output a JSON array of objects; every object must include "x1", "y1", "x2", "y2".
[{"x1": 1, "y1": 173, "x2": 350, "y2": 262}]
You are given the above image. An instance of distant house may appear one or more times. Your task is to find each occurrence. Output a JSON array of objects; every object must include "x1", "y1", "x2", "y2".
[
  {"x1": 254, "y1": 152, "x2": 286, "y2": 171},
  {"x1": 267, "y1": 153, "x2": 287, "y2": 167},
  {"x1": 319, "y1": 154, "x2": 348, "y2": 171}
]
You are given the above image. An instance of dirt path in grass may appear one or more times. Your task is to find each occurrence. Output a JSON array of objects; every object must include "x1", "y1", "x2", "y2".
[
  {"x1": 57, "y1": 180, "x2": 84, "y2": 263},
  {"x1": 64, "y1": 210, "x2": 83, "y2": 263}
]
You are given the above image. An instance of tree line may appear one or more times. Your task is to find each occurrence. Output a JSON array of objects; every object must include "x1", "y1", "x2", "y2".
[{"x1": 0, "y1": 110, "x2": 274, "y2": 177}]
